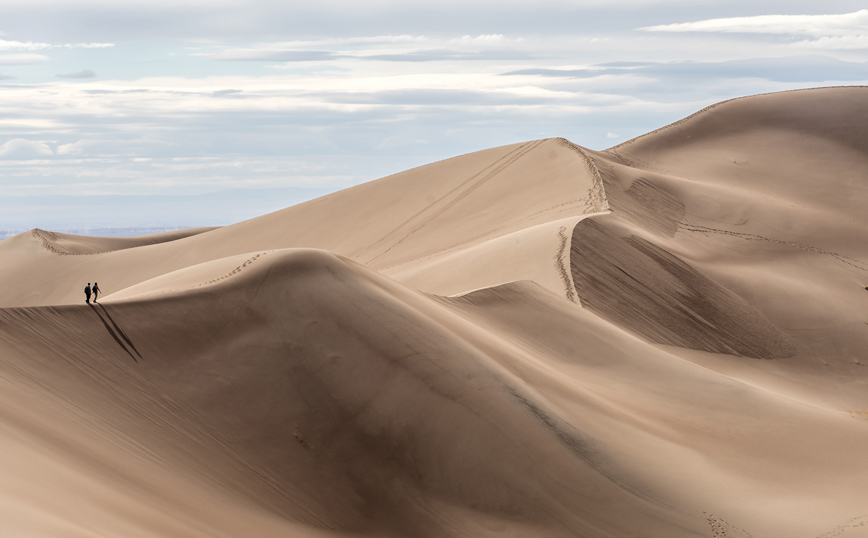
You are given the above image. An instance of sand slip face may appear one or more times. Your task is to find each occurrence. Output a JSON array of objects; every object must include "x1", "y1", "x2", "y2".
[
  {"x1": 1, "y1": 87, "x2": 868, "y2": 537},
  {"x1": 597, "y1": 87, "x2": 868, "y2": 363}
]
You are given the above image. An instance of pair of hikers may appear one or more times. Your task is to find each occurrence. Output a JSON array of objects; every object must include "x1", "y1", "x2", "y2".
[{"x1": 85, "y1": 282, "x2": 101, "y2": 304}]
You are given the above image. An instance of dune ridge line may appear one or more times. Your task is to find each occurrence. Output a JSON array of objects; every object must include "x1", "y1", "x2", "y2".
[{"x1": 606, "y1": 85, "x2": 868, "y2": 152}]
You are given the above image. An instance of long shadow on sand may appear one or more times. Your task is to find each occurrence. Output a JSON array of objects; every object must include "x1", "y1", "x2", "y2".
[{"x1": 89, "y1": 303, "x2": 142, "y2": 362}]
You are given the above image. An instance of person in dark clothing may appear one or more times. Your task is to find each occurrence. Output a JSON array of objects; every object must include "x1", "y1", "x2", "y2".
[
  {"x1": 85, "y1": 283, "x2": 91, "y2": 304},
  {"x1": 92, "y1": 282, "x2": 100, "y2": 303}
]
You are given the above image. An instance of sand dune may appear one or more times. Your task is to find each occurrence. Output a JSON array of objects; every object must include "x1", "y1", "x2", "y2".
[
  {"x1": 1, "y1": 87, "x2": 868, "y2": 537},
  {"x1": 0, "y1": 137, "x2": 603, "y2": 307}
]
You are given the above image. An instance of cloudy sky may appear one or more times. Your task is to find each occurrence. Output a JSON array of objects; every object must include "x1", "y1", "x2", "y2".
[{"x1": 1, "y1": 1, "x2": 867, "y2": 232}]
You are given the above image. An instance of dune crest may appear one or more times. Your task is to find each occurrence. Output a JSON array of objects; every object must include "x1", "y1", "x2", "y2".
[
  {"x1": 29, "y1": 226, "x2": 219, "y2": 255},
  {"x1": 1, "y1": 87, "x2": 868, "y2": 537}
]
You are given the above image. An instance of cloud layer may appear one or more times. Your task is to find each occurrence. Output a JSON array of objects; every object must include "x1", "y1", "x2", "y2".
[
  {"x1": 56, "y1": 69, "x2": 96, "y2": 78},
  {"x1": 641, "y1": 10, "x2": 868, "y2": 36},
  {"x1": 641, "y1": 9, "x2": 868, "y2": 50},
  {"x1": 1, "y1": 2, "x2": 867, "y2": 230},
  {"x1": 0, "y1": 54, "x2": 49, "y2": 65}
]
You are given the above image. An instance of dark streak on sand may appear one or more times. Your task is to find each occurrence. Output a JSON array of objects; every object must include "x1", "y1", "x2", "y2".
[
  {"x1": 90, "y1": 304, "x2": 139, "y2": 363},
  {"x1": 505, "y1": 385, "x2": 666, "y2": 508}
]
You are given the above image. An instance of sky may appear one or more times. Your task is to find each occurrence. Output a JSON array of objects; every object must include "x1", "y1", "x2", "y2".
[{"x1": 1, "y1": 0, "x2": 867, "y2": 233}]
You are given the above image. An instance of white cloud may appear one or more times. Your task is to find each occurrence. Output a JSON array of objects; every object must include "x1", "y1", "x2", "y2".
[
  {"x1": 606, "y1": 132, "x2": 620, "y2": 138},
  {"x1": 267, "y1": 35, "x2": 429, "y2": 48},
  {"x1": 0, "y1": 139, "x2": 54, "y2": 159},
  {"x1": 66, "y1": 42, "x2": 115, "y2": 48},
  {"x1": 209, "y1": 50, "x2": 335, "y2": 62},
  {"x1": 56, "y1": 69, "x2": 97, "y2": 79},
  {"x1": 0, "y1": 118, "x2": 61, "y2": 129},
  {"x1": 0, "y1": 39, "x2": 53, "y2": 51},
  {"x1": 450, "y1": 34, "x2": 507, "y2": 44},
  {"x1": 57, "y1": 140, "x2": 96, "y2": 155},
  {"x1": 0, "y1": 54, "x2": 49, "y2": 65},
  {"x1": 792, "y1": 35, "x2": 868, "y2": 50},
  {"x1": 0, "y1": 38, "x2": 113, "y2": 51},
  {"x1": 207, "y1": 34, "x2": 525, "y2": 63},
  {"x1": 640, "y1": 10, "x2": 868, "y2": 38}
]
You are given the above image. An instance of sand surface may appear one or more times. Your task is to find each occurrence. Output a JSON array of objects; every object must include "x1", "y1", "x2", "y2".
[{"x1": 1, "y1": 87, "x2": 868, "y2": 537}]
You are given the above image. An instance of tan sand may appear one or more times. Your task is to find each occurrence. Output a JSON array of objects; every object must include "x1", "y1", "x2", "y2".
[{"x1": 0, "y1": 87, "x2": 867, "y2": 537}]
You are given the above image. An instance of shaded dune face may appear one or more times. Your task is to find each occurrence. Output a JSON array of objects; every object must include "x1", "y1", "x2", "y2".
[
  {"x1": 569, "y1": 120, "x2": 796, "y2": 358},
  {"x1": 138, "y1": 250, "x2": 685, "y2": 536},
  {"x1": 570, "y1": 218, "x2": 795, "y2": 359},
  {"x1": 586, "y1": 87, "x2": 868, "y2": 362},
  {"x1": 0, "y1": 250, "x2": 700, "y2": 537},
  {"x1": 601, "y1": 176, "x2": 685, "y2": 237}
]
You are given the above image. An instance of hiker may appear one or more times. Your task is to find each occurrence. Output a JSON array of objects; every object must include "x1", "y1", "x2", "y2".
[
  {"x1": 92, "y1": 282, "x2": 101, "y2": 303},
  {"x1": 85, "y1": 283, "x2": 92, "y2": 304}
]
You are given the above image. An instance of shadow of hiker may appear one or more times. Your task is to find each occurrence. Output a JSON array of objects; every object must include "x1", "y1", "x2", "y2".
[
  {"x1": 89, "y1": 304, "x2": 141, "y2": 363},
  {"x1": 97, "y1": 303, "x2": 143, "y2": 360}
]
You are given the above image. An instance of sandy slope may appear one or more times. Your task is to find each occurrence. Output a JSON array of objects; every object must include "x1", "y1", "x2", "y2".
[
  {"x1": 30, "y1": 226, "x2": 219, "y2": 255},
  {"x1": 1, "y1": 87, "x2": 868, "y2": 537},
  {"x1": 0, "y1": 137, "x2": 604, "y2": 307}
]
